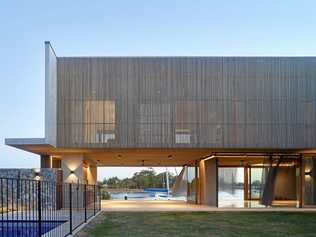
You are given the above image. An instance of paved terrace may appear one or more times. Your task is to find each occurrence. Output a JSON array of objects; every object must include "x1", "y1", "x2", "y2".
[{"x1": 102, "y1": 200, "x2": 316, "y2": 212}]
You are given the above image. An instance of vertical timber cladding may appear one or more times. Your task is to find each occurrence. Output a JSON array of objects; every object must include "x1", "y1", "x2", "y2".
[{"x1": 56, "y1": 57, "x2": 316, "y2": 149}]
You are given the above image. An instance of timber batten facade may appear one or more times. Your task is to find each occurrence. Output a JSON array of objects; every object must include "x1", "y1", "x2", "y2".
[{"x1": 55, "y1": 57, "x2": 316, "y2": 149}]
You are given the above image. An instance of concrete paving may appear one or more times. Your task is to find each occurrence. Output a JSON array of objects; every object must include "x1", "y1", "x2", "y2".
[{"x1": 102, "y1": 200, "x2": 316, "y2": 212}]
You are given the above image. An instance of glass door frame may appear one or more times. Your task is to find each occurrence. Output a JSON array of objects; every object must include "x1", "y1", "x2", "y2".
[{"x1": 217, "y1": 165, "x2": 246, "y2": 207}]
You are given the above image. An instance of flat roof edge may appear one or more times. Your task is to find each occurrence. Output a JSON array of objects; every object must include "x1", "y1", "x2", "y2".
[
  {"x1": 5, "y1": 138, "x2": 47, "y2": 146},
  {"x1": 58, "y1": 56, "x2": 316, "y2": 59}
]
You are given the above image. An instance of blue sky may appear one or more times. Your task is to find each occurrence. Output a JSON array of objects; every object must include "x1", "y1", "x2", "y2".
[{"x1": 1, "y1": 0, "x2": 316, "y2": 179}]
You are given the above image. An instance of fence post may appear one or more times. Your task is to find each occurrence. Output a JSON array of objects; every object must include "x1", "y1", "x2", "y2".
[
  {"x1": 98, "y1": 186, "x2": 101, "y2": 211},
  {"x1": 94, "y1": 185, "x2": 96, "y2": 215},
  {"x1": 69, "y1": 183, "x2": 72, "y2": 234},
  {"x1": 99, "y1": 186, "x2": 101, "y2": 211},
  {"x1": 37, "y1": 181, "x2": 42, "y2": 237},
  {"x1": 84, "y1": 184, "x2": 87, "y2": 222}
]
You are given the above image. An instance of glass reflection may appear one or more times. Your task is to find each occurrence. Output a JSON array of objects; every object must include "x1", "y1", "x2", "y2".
[
  {"x1": 187, "y1": 166, "x2": 198, "y2": 203},
  {"x1": 249, "y1": 167, "x2": 263, "y2": 200},
  {"x1": 218, "y1": 167, "x2": 244, "y2": 207}
]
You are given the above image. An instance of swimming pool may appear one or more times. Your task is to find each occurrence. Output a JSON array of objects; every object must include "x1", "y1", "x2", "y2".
[{"x1": 0, "y1": 220, "x2": 66, "y2": 237}]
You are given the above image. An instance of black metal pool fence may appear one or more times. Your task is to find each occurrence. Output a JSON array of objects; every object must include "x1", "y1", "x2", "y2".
[{"x1": 0, "y1": 177, "x2": 101, "y2": 237}]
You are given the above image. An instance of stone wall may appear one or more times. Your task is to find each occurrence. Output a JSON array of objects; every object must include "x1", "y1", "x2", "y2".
[
  {"x1": 0, "y1": 168, "x2": 60, "y2": 182},
  {"x1": 0, "y1": 168, "x2": 62, "y2": 210}
]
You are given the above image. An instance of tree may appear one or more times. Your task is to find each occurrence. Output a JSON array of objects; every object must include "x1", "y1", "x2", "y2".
[
  {"x1": 102, "y1": 169, "x2": 177, "y2": 190},
  {"x1": 106, "y1": 176, "x2": 120, "y2": 188}
]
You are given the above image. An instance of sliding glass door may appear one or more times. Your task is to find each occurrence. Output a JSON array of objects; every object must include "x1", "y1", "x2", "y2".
[
  {"x1": 248, "y1": 167, "x2": 263, "y2": 200},
  {"x1": 187, "y1": 166, "x2": 198, "y2": 203},
  {"x1": 218, "y1": 167, "x2": 244, "y2": 207}
]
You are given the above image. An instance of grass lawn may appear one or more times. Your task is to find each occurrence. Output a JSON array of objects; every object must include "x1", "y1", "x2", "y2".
[{"x1": 77, "y1": 212, "x2": 316, "y2": 237}]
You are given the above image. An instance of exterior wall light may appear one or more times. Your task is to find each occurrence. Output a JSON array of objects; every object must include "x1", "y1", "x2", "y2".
[
  {"x1": 33, "y1": 169, "x2": 41, "y2": 180},
  {"x1": 70, "y1": 170, "x2": 75, "y2": 174},
  {"x1": 305, "y1": 170, "x2": 312, "y2": 176}
]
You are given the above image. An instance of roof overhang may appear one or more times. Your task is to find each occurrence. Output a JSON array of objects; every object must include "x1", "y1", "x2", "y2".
[
  {"x1": 5, "y1": 138, "x2": 54, "y2": 155},
  {"x1": 5, "y1": 138, "x2": 316, "y2": 166},
  {"x1": 5, "y1": 138, "x2": 94, "y2": 156}
]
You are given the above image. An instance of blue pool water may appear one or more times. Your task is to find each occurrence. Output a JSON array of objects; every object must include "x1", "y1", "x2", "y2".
[
  {"x1": 110, "y1": 191, "x2": 186, "y2": 200},
  {"x1": 0, "y1": 220, "x2": 66, "y2": 237}
]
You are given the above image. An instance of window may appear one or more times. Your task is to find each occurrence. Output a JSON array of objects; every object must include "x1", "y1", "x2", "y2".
[
  {"x1": 175, "y1": 129, "x2": 190, "y2": 144},
  {"x1": 175, "y1": 101, "x2": 197, "y2": 144},
  {"x1": 84, "y1": 100, "x2": 115, "y2": 143}
]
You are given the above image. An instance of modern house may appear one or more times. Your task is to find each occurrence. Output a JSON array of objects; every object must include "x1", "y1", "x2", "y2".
[{"x1": 5, "y1": 42, "x2": 316, "y2": 207}]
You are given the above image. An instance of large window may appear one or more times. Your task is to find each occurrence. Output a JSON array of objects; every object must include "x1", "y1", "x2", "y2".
[
  {"x1": 84, "y1": 100, "x2": 115, "y2": 144},
  {"x1": 218, "y1": 167, "x2": 244, "y2": 207},
  {"x1": 175, "y1": 102, "x2": 197, "y2": 144},
  {"x1": 248, "y1": 167, "x2": 263, "y2": 200}
]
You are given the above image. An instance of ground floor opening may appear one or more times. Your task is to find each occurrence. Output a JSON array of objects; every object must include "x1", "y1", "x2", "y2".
[
  {"x1": 39, "y1": 152, "x2": 316, "y2": 209},
  {"x1": 5, "y1": 139, "x2": 316, "y2": 209}
]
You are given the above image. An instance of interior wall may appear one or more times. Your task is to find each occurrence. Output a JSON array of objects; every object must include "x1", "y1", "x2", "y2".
[{"x1": 274, "y1": 167, "x2": 297, "y2": 200}]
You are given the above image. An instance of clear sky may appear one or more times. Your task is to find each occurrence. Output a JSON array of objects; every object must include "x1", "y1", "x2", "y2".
[{"x1": 1, "y1": 0, "x2": 316, "y2": 180}]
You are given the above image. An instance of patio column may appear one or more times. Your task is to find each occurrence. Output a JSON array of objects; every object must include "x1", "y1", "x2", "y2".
[
  {"x1": 61, "y1": 155, "x2": 97, "y2": 184},
  {"x1": 84, "y1": 160, "x2": 97, "y2": 185},
  {"x1": 40, "y1": 154, "x2": 52, "y2": 168},
  {"x1": 199, "y1": 158, "x2": 217, "y2": 206}
]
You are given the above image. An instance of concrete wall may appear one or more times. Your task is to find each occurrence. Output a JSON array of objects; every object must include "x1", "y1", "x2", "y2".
[
  {"x1": 45, "y1": 41, "x2": 57, "y2": 146},
  {"x1": 61, "y1": 155, "x2": 84, "y2": 183},
  {"x1": 61, "y1": 155, "x2": 97, "y2": 184},
  {"x1": 199, "y1": 158, "x2": 217, "y2": 206}
]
